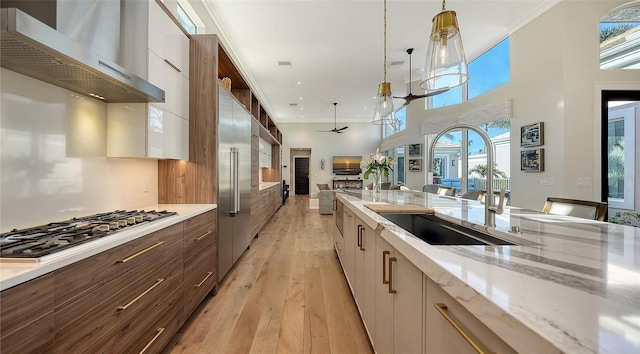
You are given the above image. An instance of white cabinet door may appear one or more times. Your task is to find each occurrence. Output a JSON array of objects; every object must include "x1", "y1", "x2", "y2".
[
  {"x1": 343, "y1": 208, "x2": 356, "y2": 293},
  {"x1": 375, "y1": 236, "x2": 394, "y2": 354},
  {"x1": 425, "y1": 276, "x2": 517, "y2": 354},
  {"x1": 148, "y1": 0, "x2": 189, "y2": 76},
  {"x1": 375, "y1": 236, "x2": 423, "y2": 354},
  {"x1": 355, "y1": 217, "x2": 377, "y2": 346},
  {"x1": 148, "y1": 50, "x2": 189, "y2": 119},
  {"x1": 106, "y1": 103, "x2": 188, "y2": 160}
]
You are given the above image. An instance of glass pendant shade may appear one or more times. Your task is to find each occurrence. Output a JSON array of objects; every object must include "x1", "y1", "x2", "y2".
[
  {"x1": 372, "y1": 82, "x2": 396, "y2": 124},
  {"x1": 420, "y1": 10, "x2": 469, "y2": 92}
]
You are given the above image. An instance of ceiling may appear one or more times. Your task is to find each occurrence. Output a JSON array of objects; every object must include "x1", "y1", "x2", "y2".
[{"x1": 201, "y1": 0, "x2": 558, "y2": 124}]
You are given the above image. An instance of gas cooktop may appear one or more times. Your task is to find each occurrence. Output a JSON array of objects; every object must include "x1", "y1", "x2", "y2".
[{"x1": 0, "y1": 210, "x2": 177, "y2": 261}]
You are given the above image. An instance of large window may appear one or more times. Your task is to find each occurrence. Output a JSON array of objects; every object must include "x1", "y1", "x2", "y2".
[
  {"x1": 383, "y1": 107, "x2": 406, "y2": 138},
  {"x1": 177, "y1": 2, "x2": 198, "y2": 34},
  {"x1": 607, "y1": 102, "x2": 636, "y2": 211},
  {"x1": 427, "y1": 37, "x2": 510, "y2": 109},
  {"x1": 468, "y1": 38, "x2": 510, "y2": 99}
]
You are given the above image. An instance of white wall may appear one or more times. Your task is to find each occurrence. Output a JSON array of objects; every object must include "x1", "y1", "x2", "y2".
[
  {"x1": 1, "y1": 69, "x2": 159, "y2": 231},
  {"x1": 279, "y1": 122, "x2": 381, "y2": 197},
  {"x1": 400, "y1": 0, "x2": 640, "y2": 210}
]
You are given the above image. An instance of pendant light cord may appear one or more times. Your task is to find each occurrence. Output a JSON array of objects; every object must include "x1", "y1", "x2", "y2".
[
  {"x1": 383, "y1": 0, "x2": 387, "y2": 82},
  {"x1": 442, "y1": 0, "x2": 446, "y2": 12}
]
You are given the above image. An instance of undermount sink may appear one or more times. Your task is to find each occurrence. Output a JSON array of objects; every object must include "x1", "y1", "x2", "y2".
[{"x1": 379, "y1": 213, "x2": 516, "y2": 246}]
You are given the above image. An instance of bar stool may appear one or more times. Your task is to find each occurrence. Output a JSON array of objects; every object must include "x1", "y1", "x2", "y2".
[{"x1": 541, "y1": 197, "x2": 608, "y2": 221}]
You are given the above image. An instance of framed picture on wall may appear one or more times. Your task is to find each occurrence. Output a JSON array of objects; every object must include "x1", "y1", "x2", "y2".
[
  {"x1": 409, "y1": 159, "x2": 422, "y2": 172},
  {"x1": 521, "y1": 148, "x2": 544, "y2": 172},
  {"x1": 520, "y1": 122, "x2": 544, "y2": 147},
  {"x1": 408, "y1": 143, "x2": 422, "y2": 157}
]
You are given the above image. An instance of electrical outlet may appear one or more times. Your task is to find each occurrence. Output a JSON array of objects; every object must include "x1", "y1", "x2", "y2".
[
  {"x1": 577, "y1": 177, "x2": 591, "y2": 187},
  {"x1": 142, "y1": 180, "x2": 149, "y2": 193},
  {"x1": 540, "y1": 177, "x2": 555, "y2": 186}
]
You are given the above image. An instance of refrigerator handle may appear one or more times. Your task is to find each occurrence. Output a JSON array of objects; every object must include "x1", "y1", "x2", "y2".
[
  {"x1": 230, "y1": 147, "x2": 237, "y2": 215},
  {"x1": 230, "y1": 147, "x2": 240, "y2": 215},
  {"x1": 233, "y1": 148, "x2": 240, "y2": 214}
]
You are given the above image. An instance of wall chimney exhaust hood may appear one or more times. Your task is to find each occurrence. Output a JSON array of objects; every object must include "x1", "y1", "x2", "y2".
[{"x1": 0, "y1": 8, "x2": 165, "y2": 103}]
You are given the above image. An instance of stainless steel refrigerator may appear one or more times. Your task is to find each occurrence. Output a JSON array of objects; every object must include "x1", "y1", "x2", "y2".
[{"x1": 218, "y1": 85, "x2": 252, "y2": 278}]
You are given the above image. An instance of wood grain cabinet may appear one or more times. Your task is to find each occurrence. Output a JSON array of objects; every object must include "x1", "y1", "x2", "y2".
[
  {"x1": 0, "y1": 273, "x2": 55, "y2": 354},
  {"x1": 0, "y1": 210, "x2": 219, "y2": 354},
  {"x1": 182, "y1": 209, "x2": 218, "y2": 319},
  {"x1": 424, "y1": 276, "x2": 516, "y2": 354}
]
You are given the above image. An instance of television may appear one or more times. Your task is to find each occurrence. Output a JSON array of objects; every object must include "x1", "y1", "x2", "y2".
[{"x1": 333, "y1": 155, "x2": 362, "y2": 175}]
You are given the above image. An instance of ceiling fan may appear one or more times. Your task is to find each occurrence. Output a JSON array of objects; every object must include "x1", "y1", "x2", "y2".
[
  {"x1": 393, "y1": 48, "x2": 450, "y2": 112},
  {"x1": 317, "y1": 102, "x2": 348, "y2": 133}
]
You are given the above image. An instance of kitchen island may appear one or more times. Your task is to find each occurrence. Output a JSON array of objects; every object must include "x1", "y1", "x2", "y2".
[{"x1": 335, "y1": 190, "x2": 640, "y2": 353}]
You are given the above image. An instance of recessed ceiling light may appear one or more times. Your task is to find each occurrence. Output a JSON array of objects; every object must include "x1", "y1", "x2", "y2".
[
  {"x1": 298, "y1": 81, "x2": 302, "y2": 85},
  {"x1": 300, "y1": 107, "x2": 303, "y2": 110},
  {"x1": 299, "y1": 97, "x2": 302, "y2": 100}
]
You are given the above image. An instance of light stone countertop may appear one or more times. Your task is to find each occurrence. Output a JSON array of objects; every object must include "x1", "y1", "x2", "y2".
[
  {"x1": 259, "y1": 181, "x2": 280, "y2": 190},
  {"x1": 0, "y1": 204, "x2": 216, "y2": 291},
  {"x1": 335, "y1": 190, "x2": 640, "y2": 354}
]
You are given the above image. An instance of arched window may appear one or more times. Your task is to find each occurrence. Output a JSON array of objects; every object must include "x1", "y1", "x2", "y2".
[{"x1": 600, "y1": 2, "x2": 640, "y2": 69}]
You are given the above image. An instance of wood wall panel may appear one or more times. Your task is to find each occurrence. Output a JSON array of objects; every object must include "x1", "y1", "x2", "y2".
[{"x1": 159, "y1": 35, "x2": 219, "y2": 204}]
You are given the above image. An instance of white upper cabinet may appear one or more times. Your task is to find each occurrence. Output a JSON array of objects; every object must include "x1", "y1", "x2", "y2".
[
  {"x1": 259, "y1": 137, "x2": 272, "y2": 168},
  {"x1": 108, "y1": 0, "x2": 189, "y2": 160}
]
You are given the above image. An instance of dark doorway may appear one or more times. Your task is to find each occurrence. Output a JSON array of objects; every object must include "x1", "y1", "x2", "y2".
[
  {"x1": 600, "y1": 90, "x2": 640, "y2": 224},
  {"x1": 295, "y1": 158, "x2": 310, "y2": 195}
]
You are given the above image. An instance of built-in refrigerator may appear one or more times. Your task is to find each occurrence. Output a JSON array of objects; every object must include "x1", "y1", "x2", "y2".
[{"x1": 218, "y1": 85, "x2": 252, "y2": 278}]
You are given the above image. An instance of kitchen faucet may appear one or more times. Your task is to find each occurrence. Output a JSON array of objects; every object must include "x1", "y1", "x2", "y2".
[{"x1": 427, "y1": 124, "x2": 505, "y2": 228}]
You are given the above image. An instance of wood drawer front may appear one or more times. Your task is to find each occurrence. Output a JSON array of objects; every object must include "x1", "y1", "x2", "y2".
[
  {"x1": 54, "y1": 248, "x2": 183, "y2": 353},
  {"x1": 0, "y1": 312, "x2": 54, "y2": 354},
  {"x1": 0, "y1": 272, "x2": 54, "y2": 337},
  {"x1": 54, "y1": 222, "x2": 184, "y2": 307},
  {"x1": 425, "y1": 277, "x2": 516, "y2": 354},
  {"x1": 183, "y1": 210, "x2": 216, "y2": 266},
  {"x1": 104, "y1": 286, "x2": 184, "y2": 354},
  {"x1": 183, "y1": 246, "x2": 217, "y2": 318}
]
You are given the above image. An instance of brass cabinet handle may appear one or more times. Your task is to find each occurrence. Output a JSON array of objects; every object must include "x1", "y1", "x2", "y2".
[
  {"x1": 139, "y1": 327, "x2": 165, "y2": 354},
  {"x1": 164, "y1": 58, "x2": 182, "y2": 73},
  {"x1": 118, "y1": 242, "x2": 164, "y2": 263},
  {"x1": 195, "y1": 230, "x2": 212, "y2": 241},
  {"x1": 357, "y1": 225, "x2": 363, "y2": 249},
  {"x1": 388, "y1": 257, "x2": 397, "y2": 294},
  {"x1": 117, "y1": 278, "x2": 165, "y2": 310},
  {"x1": 195, "y1": 272, "x2": 213, "y2": 288},
  {"x1": 434, "y1": 303, "x2": 491, "y2": 354},
  {"x1": 360, "y1": 227, "x2": 366, "y2": 251},
  {"x1": 382, "y1": 251, "x2": 390, "y2": 284}
]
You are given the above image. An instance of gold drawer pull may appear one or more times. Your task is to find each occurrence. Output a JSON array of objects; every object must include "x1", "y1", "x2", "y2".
[
  {"x1": 195, "y1": 272, "x2": 213, "y2": 288},
  {"x1": 195, "y1": 230, "x2": 212, "y2": 241},
  {"x1": 382, "y1": 251, "x2": 390, "y2": 284},
  {"x1": 434, "y1": 303, "x2": 492, "y2": 354},
  {"x1": 139, "y1": 327, "x2": 165, "y2": 354},
  {"x1": 118, "y1": 242, "x2": 164, "y2": 263},
  {"x1": 117, "y1": 278, "x2": 165, "y2": 310},
  {"x1": 388, "y1": 257, "x2": 397, "y2": 294}
]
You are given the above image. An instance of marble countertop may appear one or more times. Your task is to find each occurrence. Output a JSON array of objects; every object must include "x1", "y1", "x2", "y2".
[
  {"x1": 0, "y1": 204, "x2": 217, "y2": 291},
  {"x1": 259, "y1": 181, "x2": 280, "y2": 190},
  {"x1": 336, "y1": 190, "x2": 640, "y2": 354}
]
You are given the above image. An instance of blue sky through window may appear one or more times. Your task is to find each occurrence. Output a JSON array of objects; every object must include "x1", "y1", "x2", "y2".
[{"x1": 468, "y1": 38, "x2": 510, "y2": 100}]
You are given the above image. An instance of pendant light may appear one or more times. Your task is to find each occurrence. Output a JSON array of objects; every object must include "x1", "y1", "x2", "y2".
[
  {"x1": 372, "y1": 0, "x2": 396, "y2": 125},
  {"x1": 420, "y1": 0, "x2": 469, "y2": 92}
]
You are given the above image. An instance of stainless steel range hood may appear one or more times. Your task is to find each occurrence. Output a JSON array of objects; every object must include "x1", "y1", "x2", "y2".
[{"x1": 0, "y1": 8, "x2": 165, "y2": 103}]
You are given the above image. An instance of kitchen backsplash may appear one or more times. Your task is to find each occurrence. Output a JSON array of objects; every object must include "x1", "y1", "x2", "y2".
[{"x1": 1, "y1": 69, "x2": 158, "y2": 231}]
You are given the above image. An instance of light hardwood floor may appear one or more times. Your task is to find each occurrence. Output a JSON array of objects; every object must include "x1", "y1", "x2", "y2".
[{"x1": 170, "y1": 195, "x2": 373, "y2": 354}]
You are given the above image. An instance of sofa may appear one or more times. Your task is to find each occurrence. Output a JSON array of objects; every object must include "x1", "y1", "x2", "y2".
[{"x1": 317, "y1": 184, "x2": 334, "y2": 215}]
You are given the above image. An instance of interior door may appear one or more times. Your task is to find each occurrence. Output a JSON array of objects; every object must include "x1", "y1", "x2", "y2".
[
  {"x1": 295, "y1": 157, "x2": 310, "y2": 195},
  {"x1": 601, "y1": 90, "x2": 640, "y2": 224}
]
